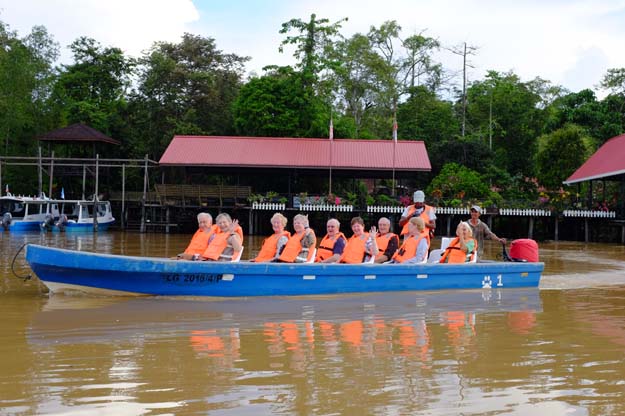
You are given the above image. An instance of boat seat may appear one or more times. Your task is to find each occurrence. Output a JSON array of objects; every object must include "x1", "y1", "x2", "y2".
[
  {"x1": 428, "y1": 249, "x2": 444, "y2": 263},
  {"x1": 232, "y1": 247, "x2": 243, "y2": 262},
  {"x1": 306, "y1": 248, "x2": 317, "y2": 263},
  {"x1": 440, "y1": 237, "x2": 453, "y2": 250},
  {"x1": 470, "y1": 252, "x2": 478, "y2": 263}
]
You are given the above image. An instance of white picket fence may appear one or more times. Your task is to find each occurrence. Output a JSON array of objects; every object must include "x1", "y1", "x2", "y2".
[
  {"x1": 435, "y1": 207, "x2": 470, "y2": 215},
  {"x1": 499, "y1": 208, "x2": 552, "y2": 217},
  {"x1": 251, "y1": 202, "x2": 286, "y2": 211},
  {"x1": 562, "y1": 210, "x2": 616, "y2": 218},
  {"x1": 366, "y1": 206, "x2": 404, "y2": 213},
  {"x1": 299, "y1": 204, "x2": 353, "y2": 212}
]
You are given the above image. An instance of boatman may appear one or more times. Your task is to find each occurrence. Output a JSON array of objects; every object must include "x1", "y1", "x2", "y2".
[
  {"x1": 399, "y1": 190, "x2": 436, "y2": 239},
  {"x1": 466, "y1": 205, "x2": 505, "y2": 258}
]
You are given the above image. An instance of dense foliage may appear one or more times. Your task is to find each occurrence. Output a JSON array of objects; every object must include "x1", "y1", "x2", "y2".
[{"x1": 1, "y1": 14, "x2": 625, "y2": 207}]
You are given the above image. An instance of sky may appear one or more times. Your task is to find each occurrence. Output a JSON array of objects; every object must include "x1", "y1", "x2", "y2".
[{"x1": 2, "y1": 0, "x2": 625, "y2": 96}]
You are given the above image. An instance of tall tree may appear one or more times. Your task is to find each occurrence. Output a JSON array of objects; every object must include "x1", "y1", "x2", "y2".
[
  {"x1": 131, "y1": 33, "x2": 249, "y2": 158},
  {"x1": 0, "y1": 21, "x2": 59, "y2": 155},
  {"x1": 52, "y1": 36, "x2": 133, "y2": 146},
  {"x1": 465, "y1": 71, "x2": 544, "y2": 177}
]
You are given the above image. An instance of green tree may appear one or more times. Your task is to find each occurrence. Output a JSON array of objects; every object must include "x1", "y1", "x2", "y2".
[
  {"x1": 131, "y1": 33, "x2": 249, "y2": 158},
  {"x1": 233, "y1": 66, "x2": 329, "y2": 137},
  {"x1": 465, "y1": 71, "x2": 544, "y2": 177},
  {"x1": 52, "y1": 36, "x2": 133, "y2": 153},
  {"x1": 545, "y1": 89, "x2": 624, "y2": 143},
  {"x1": 0, "y1": 21, "x2": 58, "y2": 155},
  {"x1": 426, "y1": 162, "x2": 491, "y2": 205},
  {"x1": 536, "y1": 124, "x2": 594, "y2": 189}
]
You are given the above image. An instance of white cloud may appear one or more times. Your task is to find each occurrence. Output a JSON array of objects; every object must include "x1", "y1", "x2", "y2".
[{"x1": 0, "y1": 0, "x2": 199, "y2": 60}]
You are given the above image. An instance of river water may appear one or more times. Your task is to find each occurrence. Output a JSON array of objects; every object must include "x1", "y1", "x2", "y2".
[{"x1": 1, "y1": 232, "x2": 624, "y2": 415}]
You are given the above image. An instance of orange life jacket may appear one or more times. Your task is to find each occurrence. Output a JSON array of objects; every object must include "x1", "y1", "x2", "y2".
[
  {"x1": 253, "y1": 231, "x2": 291, "y2": 262},
  {"x1": 392, "y1": 234, "x2": 427, "y2": 263},
  {"x1": 316, "y1": 232, "x2": 346, "y2": 262},
  {"x1": 376, "y1": 232, "x2": 398, "y2": 255},
  {"x1": 401, "y1": 204, "x2": 435, "y2": 235},
  {"x1": 202, "y1": 232, "x2": 240, "y2": 261},
  {"x1": 184, "y1": 225, "x2": 217, "y2": 255},
  {"x1": 340, "y1": 233, "x2": 371, "y2": 264},
  {"x1": 279, "y1": 229, "x2": 316, "y2": 262},
  {"x1": 439, "y1": 237, "x2": 477, "y2": 263},
  {"x1": 217, "y1": 224, "x2": 244, "y2": 245}
]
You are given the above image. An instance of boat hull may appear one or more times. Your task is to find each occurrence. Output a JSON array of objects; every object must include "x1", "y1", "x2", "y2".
[{"x1": 25, "y1": 244, "x2": 543, "y2": 297}]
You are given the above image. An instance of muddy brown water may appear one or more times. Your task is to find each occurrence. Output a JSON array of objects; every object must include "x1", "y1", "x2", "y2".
[{"x1": 1, "y1": 232, "x2": 624, "y2": 415}]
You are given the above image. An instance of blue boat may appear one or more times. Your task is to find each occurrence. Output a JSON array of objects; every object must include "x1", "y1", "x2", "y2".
[
  {"x1": 0, "y1": 194, "x2": 60, "y2": 232},
  {"x1": 43, "y1": 200, "x2": 115, "y2": 232},
  {"x1": 25, "y1": 244, "x2": 543, "y2": 297}
]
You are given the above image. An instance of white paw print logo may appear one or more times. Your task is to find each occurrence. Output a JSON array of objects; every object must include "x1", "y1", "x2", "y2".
[{"x1": 482, "y1": 276, "x2": 492, "y2": 289}]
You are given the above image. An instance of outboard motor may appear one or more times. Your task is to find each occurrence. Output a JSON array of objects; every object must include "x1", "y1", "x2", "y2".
[
  {"x1": 509, "y1": 239, "x2": 539, "y2": 262},
  {"x1": 55, "y1": 214, "x2": 68, "y2": 232},
  {"x1": 41, "y1": 213, "x2": 55, "y2": 231},
  {"x1": 1, "y1": 212, "x2": 12, "y2": 230}
]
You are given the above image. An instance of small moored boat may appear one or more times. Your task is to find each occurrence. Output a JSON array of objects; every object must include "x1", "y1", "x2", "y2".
[
  {"x1": 25, "y1": 244, "x2": 543, "y2": 297},
  {"x1": 44, "y1": 200, "x2": 115, "y2": 232},
  {"x1": 0, "y1": 194, "x2": 60, "y2": 232}
]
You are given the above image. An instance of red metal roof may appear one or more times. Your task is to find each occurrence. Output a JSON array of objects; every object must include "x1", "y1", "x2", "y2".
[
  {"x1": 564, "y1": 133, "x2": 625, "y2": 184},
  {"x1": 159, "y1": 136, "x2": 431, "y2": 171}
]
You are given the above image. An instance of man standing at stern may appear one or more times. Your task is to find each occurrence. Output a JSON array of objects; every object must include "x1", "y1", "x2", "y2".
[{"x1": 399, "y1": 190, "x2": 436, "y2": 239}]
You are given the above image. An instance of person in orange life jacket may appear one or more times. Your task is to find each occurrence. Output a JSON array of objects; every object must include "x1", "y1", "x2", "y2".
[
  {"x1": 399, "y1": 190, "x2": 436, "y2": 238},
  {"x1": 374, "y1": 217, "x2": 399, "y2": 263},
  {"x1": 250, "y1": 212, "x2": 290, "y2": 262},
  {"x1": 467, "y1": 205, "x2": 505, "y2": 258},
  {"x1": 340, "y1": 217, "x2": 379, "y2": 263},
  {"x1": 439, "y1": 221, "x2": 477, "y2": 263},
  {"x1": 278, "y1": 214, "x2": 316, "y2": 263},
  {"x1": 316, "y1": 218, "x2": 347, "y2": 263},
  {"x1": 176, "y1": 212, "x2": 216, "y2": 260},
  {"x1": 200, "y1": 213, "x2": 243, "y2": 261},
  {"x1": 390, "y1": 217, "x2": 429, "y2": 263}
]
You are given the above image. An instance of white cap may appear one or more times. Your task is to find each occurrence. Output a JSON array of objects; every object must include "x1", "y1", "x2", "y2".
[
  {"x1": 413, "y1": 190, "x2": 425, "y2": 203},
  {"x1": 471, "y1": 205, "x2": 482, "y2": 214}
]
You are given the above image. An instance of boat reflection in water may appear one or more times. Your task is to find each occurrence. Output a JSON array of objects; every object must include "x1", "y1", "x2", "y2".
[
  {"x1": 23, "y1": 289, "x2": 542, "y2": 414},
  {"x1": 30, "y1": 288, "x2": 540, "y2": 357}
]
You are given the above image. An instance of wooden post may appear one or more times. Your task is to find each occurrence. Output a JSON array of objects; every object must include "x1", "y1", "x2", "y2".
[
  {"x1": 554, "y1": 216, "x2": 559, "y2": 241},
  {"x1": 38, "y1": 147, "x2": 43, "y2": 197},
  {"x1": 165, "y1": 205, "x2": 170, "y2": 233},
  {"x1": 0, "y1": 158, "x2": 3, "y2": 195},
  {"x1": 584, "y1": 218, "x2": 589, "y2": 242},
  {"x1": 82, "y1": 164, "x2": 86, "y2": 200},
  {"x1": 248, "y1": 208, "x2": 253, "y2": 235},
  {"x1": 528, "y1": 217, "x2": 534, "y2": 239},
  {"x1": 140, "y1": 154, "x2": 148, "y2": 233},
  {"x1": 94, "y1": 154, "x2": 99, "y2": 232},
  {"x1": 446, "y1": 215, "x2": 451, "y2": 236},
  {"x1": 48, "y1": 151, "x2": 55, "y2": 198},
  {"x1": 121, "y1": 164, "x2": 126, "y2": 230}
]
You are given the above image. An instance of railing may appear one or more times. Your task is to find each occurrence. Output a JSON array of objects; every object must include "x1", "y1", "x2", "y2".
[
  {"x1": 562, "y1": 210, "x2": 616, "y2": 218},
  {"x1": 499, "y1": 208, "x2": 552, "y2": 217},
  {"x1": 252, "y1": 202, "x2": 286, "y2": 211},
  {"x1": 367, "y1": 206, "x2": 404, "y2": 213},
  {"x1": 300, "y1": 204, "x2": 353, "y2": 212}
]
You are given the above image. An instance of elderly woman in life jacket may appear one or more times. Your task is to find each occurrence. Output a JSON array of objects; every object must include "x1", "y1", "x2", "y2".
[
  {"x1": 339, "y1": 217, "x2": 378, "y2": 263},
  {"x1": 200, "y1": 213, "x2": 243, "y2": 262},
  {"x1": 250, "y1": 213, "x2": 290, "y2": 262},
  {"x1": 439, "y1": 221, "x2": 477, "y2": 263},
  {"x1": 390, "y1": 217, "x2": 429, "y2": 263},
  {"x1": 278, "y1": 214, "x2": 316, "y2": 263}
]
